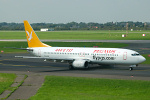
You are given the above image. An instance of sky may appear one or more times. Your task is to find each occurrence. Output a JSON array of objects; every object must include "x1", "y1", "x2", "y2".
[{"x1": 0, "y1": 0, "x2": 150, "y2": 23}]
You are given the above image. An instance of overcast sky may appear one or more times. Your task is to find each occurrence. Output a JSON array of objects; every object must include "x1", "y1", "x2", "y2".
[{"x1": 0, "y1": 0, "x2": 150, "y2": 23}]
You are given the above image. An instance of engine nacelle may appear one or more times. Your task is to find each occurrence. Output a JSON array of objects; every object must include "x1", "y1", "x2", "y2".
[{"x1": 72, "y1": 60, "x2": 89, "y2": 68}]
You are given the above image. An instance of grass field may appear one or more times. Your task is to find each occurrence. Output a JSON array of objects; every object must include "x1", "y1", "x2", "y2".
[
  {"x1": 141, "y1": 54, "x2": 150, "y2": 64},
  {"x1": 30, "y1": 76, "x2": 150, "y2": 100},
  {"x1": 0, "y1": 30, "x2": 150, "y2": 40},
  {"x1": 0, "y1": 41, "x2": 128, "y2": 53},
  {"x1": 0, "y1": 73, "x2": 16, "y2": 95}
]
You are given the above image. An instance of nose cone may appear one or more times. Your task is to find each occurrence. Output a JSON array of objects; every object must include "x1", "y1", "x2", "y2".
[{"x1": 139, "y1": 56, "x2": 146, "y2": 63}]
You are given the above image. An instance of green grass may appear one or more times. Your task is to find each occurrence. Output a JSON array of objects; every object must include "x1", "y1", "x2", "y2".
[
  {"x1": 141, "y1": 54, "x2": 150, "y2": 64},
  {"x1": 0, "y1": 30, "x2": 150, "y2": 40},
  {"x1": 30, "y1": 76, "x2": 150, "y2": 100},
  {"x1": 0, "y1": 73, "x2": 16, "y2": 95},
  {"x1": 0, "y1": 42, "x2": 128, "y2": 53},
  {"x1": 46, "y1": 42, "x2": 128, "y2": 48},
  {"x1": 0, "y1": 42, "x2": 28, "y2": 53}
]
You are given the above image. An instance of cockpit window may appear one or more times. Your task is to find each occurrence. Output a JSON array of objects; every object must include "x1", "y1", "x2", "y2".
[{"x1": 131, "y1": 53, "x2": 140, "y2": 56}]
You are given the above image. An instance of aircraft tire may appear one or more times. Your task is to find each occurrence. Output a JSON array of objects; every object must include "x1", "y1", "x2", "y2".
[
  {"x1": 85, "y1": 65, "x2": 89, "y2": 69},
  {"x1": 129, "y1": 67, "x2": 133, "y2": 71},
  {"x1": 69, "y1": 65, "x2": 74, "y2": 70}
]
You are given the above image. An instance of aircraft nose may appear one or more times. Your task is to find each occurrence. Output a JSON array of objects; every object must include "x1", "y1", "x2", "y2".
[{"x1": 139, "y1": 56, "x2": 146, "y2": 63}]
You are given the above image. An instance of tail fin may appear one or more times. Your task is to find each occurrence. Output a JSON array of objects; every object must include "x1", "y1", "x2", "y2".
[{"x1": 24, "y1": 20, "x2": 51, "y2": 48}]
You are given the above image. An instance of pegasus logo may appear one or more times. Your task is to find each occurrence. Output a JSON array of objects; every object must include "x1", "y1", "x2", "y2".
[{"x1": 26, "y1": 31, "x2": 33, "y2": 41}]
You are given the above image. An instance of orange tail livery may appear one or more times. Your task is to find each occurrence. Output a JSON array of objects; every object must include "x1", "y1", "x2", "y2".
[{"x1": 24, "y1": 20, "x2": 51, "y2": 48}]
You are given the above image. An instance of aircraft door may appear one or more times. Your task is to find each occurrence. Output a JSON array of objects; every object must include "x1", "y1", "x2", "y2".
[{"x1": 123, "y1": 52, "x2": 127, "y2": 60}]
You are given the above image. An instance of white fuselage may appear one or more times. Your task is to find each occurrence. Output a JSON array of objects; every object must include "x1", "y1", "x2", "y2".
[
  {"x1": 21, "y1": 20, "x2": 146, "y2": 70},
  {"x1": 28, "y1": 47, "x2": 146, "y2": 65}
]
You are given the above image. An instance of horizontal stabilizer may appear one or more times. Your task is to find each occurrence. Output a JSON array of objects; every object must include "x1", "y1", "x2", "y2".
[{"x1": 5, "y1": 47, "x2": 33, "y2": 51}]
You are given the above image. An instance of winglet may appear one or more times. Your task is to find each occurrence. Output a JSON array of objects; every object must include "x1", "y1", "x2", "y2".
[{"x1": 24, "y1": 20, "x2": 51, "y2": 47}]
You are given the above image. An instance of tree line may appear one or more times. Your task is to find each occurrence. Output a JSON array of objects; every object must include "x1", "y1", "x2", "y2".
[{"x1": 0, "y1": 21, "x2": 150, "y2": 31}]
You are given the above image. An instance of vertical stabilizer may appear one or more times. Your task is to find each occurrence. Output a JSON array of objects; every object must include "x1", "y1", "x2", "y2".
[{"x1": 24, "y1": 20, "x2": 51, "y2": 47}]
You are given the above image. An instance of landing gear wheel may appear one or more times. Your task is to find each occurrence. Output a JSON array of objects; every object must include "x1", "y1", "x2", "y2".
[
  {"x1": 129, "y1": 67, "x2": 133, "y2": 71},
  {"x1": 69, "y1": 65, "x2": 74, "y2": 70},
  {"x1": 84, "y1": 61, "x2": 89, "y2": 69},
  {"x1": 85, "y1": 65, "x2": 89, "y2": 69}
]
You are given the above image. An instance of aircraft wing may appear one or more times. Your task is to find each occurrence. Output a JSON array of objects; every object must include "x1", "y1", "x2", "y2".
[
  {"x1": 15, "y1": 56, "x2": 74, "y2": 61},
  {"x1": 15, "y1": 56, "x2": 90, "y2": 63}
]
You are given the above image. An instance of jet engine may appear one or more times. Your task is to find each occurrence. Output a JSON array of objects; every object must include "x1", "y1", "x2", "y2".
[{"x1": 72, "y1": 60, "x2": 89, "y2": 68}]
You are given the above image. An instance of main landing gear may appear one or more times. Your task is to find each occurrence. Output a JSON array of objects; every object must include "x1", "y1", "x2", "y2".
[{"x1": 69, "y1": 65, "x2": 74, "y2": 70}]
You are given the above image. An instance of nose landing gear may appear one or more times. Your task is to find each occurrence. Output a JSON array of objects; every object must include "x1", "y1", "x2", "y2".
[
  {"x1": 129, "y1": 67, "x2": 133, "y2": 71},
  {"x1": 129, "y1": 64, "x2": 138, "y2": 71}
]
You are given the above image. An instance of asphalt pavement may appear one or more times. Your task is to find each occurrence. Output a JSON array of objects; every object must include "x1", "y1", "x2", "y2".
[{"x1": 0, "y1": 40, "x2": 150, "y2": 99}]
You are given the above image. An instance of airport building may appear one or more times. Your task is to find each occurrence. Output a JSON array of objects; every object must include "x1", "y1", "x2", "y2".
[{"x1": 40, "y1": 28, "x2": 54, "y2": 31}]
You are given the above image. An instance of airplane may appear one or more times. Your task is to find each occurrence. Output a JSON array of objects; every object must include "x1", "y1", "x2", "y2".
[{"x1": 16, "y1": 20, "x2": 146, "y2": 71}]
